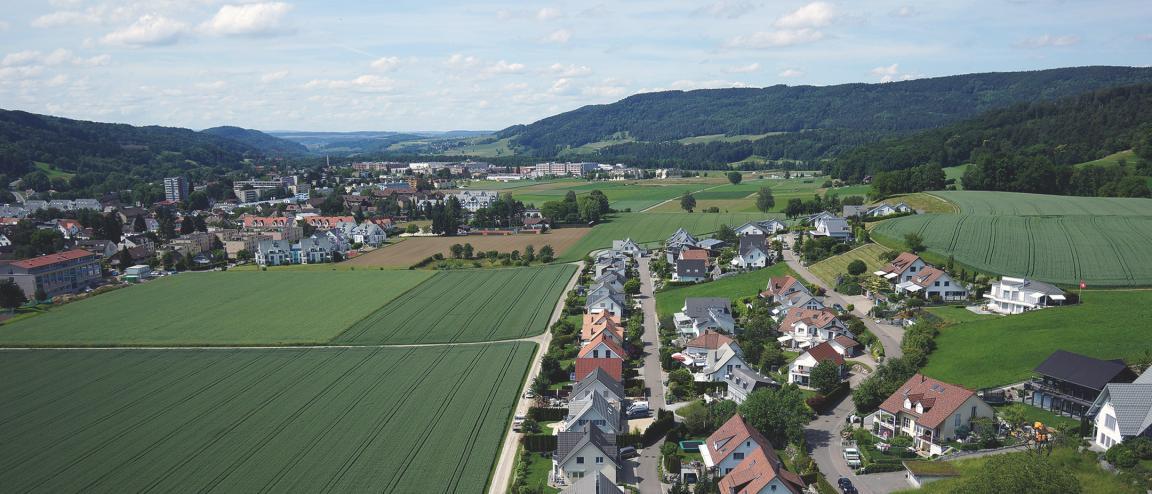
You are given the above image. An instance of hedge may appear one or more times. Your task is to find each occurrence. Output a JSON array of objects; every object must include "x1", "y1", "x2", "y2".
[
  {"x1": 522, "y1": 434, "x2": 558, "y2": 453},
  {"x1": 642, "y1": 409, "x2": 676, "y2": 446},
  {"x1": 617, "y1": 433, "x2": 643, "y2": 448},
  {"x1": 693, "y1": 381, "x2": 727, "y2": 395},
  {"x1": 527, "y1": 407, "x2": 567, "y2": 421}
]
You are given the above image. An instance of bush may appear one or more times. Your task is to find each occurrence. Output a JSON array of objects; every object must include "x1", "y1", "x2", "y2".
[
  {"x1": 847, "y1": 260, "x2": 867, "y2": 276},
  {"x1": 1105, "y1": 443, "x2": 1139, "y2": 468},
  {"x1": 890, "y1": 436, "x2": 912, "y2": 448},
  {"x1": 1126, "y1": 436, "x2": 1152, "y2": 460}
]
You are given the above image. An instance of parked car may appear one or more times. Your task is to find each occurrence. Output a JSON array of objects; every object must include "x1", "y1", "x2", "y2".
[
  {"x1": 833, "y1": 303, "x2": 846, "y2": 313},
  {"x1": 627, "y1": 408, "x2": 651, "y2": 419},
  {"x1": 837, "y1": 477, "x2": 856, "y2": 494},
  {"x1": 619, "y1": 446, "x2": 638, "y2": 459},
  {"x1": 512, "y1": 414, "x2": 526, "y2": 432},
  {"x1": 842, "y1": 447, "x2": 862, "y2": 468},
  {"x1": 522, "y1": 390, "x2": 536, "y2": 399}
]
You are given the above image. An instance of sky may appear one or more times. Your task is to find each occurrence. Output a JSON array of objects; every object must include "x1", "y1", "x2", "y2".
[{"x1": 0, "y1": 0, "x2": 1149, "y2": 132}]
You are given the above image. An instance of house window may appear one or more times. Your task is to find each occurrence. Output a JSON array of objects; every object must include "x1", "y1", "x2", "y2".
[
  {"x1": 944, "y1": 281, "x2": 950, "y2": 287},
  {"x1": 903, "y1": 417, "x2": 911, "y2": 428},
  {"x1": 595, "y1": 456, "x2": 604, "y2": 464},
  {"x1": 1104, "y1": 414, "x2": 1117, "y2": 431},
  {"x1": 734, "y1": 452, "x2": 744, "y2": 460},
  {"x1": 955, "y1": 413, "x2": 961, "y2": 427},
  {"x1": 971, "y1": 406, "x2": 976, "y2": 419},
  {"x1": 934, "y1": 281, "x2": 940, "y2": 287},
  {"x1": 576, "y1": 457, "x2": 584, "y2": 464},
  {"x1": 592, "y1": 350, "x2": 599, "y2": 358}
]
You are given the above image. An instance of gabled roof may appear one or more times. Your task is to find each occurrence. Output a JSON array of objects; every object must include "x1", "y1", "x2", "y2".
[
  {"x1": 702, "y1": 342, "x2": 744, "y2": 375},
  {"x1": 704, "y1": 413, "x2": 774, "y2": 466},
  {"x1": 726, "y1": 366, "x2": 778, "y2": 391},
  {"x1": 575, "y1": 358, "x2": 623, "y2": 381},
  {"x1": 781, "y1": 307, "x2": 841, "y2": 331},
  {"x1": 907, "y1": 266, "x2": 949, "y2": 288},
  {"x1": 680, "y1": 248, "x2": 709, "y2": 261},
  {"x1": 685, "y1": 330, "x2": 734, "y2": 351},
  {"x1": 675, "y1": 258, "x2": 708, "y2": 277},
  {"x1": 879, "y1": 374, "x2": 980, "y2": 429},
  {"x1": 802, "y1": 341, "x2": 845, "y2": 366},
  {"x1": 761, "y1": 275, "x2": 805, "y2": 298},
  {"x1": 1096, "y1": 381, "x2": 1152, "y2": 437},
  {"x1": 581, "y1": 312, "x2": 623, "y2": 341},
  {"x1": 566, "y1": 390, "x2": 623, "y2": 433},
  {"x1": 738, "y1": 234, "x2": 768, "y2": 257},
  {"x1": 1034, "y1": 350, "x2": 1134, "y2": 391},
  {"x1": 557, "y1": 427, "x2": 618, "y2": 467},
  {"x1": 572, "y1": 367, "x2": 625, "y2": 402},
  {"x1": 561, "y1": 472, "x2": 623, "y2": 494},
  {"x1": 717, "y1": 444, "x2": 804, "y2": 494},
  {"x1": 880, "y1": 252, "x2": 922, "y2": 276},
  {"x1": 666, "y1": 228, "x2": 698, "y2": 247},
  {"x1": 832, "y1": 335, "x2": 860, "y2": 348},
  {"x1": 682, "y1": 297, "x2": 731, "y2": 320},
  {"x1": 696, "y1": 238, "x2": 727, "y2": 250},
  {"x1": 587, "y1": 290, "x2": 625, "y2": 308},
  {"x1": 578, "y1": 332, "x2": 627, "y2": 359}
]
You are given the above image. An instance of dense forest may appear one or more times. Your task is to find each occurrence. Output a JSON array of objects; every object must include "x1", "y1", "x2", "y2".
[
  {"x1": 497, "y1": 66, "x2": 1152, "y2": 161},
  {"x1": 838, "y1": 84, "x2": 1152, "y2": 197},
  {"x1": 200, "y1": 126, "x2": 308, "y2": 155}
]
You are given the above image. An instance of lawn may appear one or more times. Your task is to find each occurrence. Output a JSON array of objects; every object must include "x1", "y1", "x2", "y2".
[
  {"x1": 922, "y1": 306, "x2": 998, "y2": 325},
  {"x1": 34, "y1": 161, "x2": 76, "y2": 179},
  {"x1": 0, "y1": 271, "x2": 433, "y2": 346},
  {"x1": 807, "y1": 243, "x2": 890, "y2": 287},
  {"x1": 334, "y1": 264, "x2": 577, "y2": 344},
  {"x1": 1074, "y1": 149, "x2": 1136, "y2": 169},
  {"x1": 511, "y1": 446, "x2": 560, "y2": 494},
  {"x1": 655, "y1": 263, "x2": 798, "y2": 320},
  {"x1": 649, "y1": 176, "x2": 823, "y2": 213},
  {"x1": 871, "y1": 191, "x2": 1152, "y2": 286},
  {"x1": 556, "y1": 211, "x2": 778, "y2": 263},
  {"x1": 920, "y1": 290, "x2": 1152, "y2": 389},
  {"x1": 991, "y1": 403, "x2": 1080, "y2": 432},
  {"x1": 0, "y1": 343, "x2": 533, "y2": 493},
  {"x1": 893, "y1": 446, "x2": 1142, "y2": 494},
  {"x1": 344, "y1": 228, "x2": 591, "y2": 267},
  {"x1": 943, "y1": 164, "x2": 970, "y2": 189}
]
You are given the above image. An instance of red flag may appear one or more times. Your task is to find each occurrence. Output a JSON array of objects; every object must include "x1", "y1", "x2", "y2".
[{"x1": 1080, "y1": 280, "x2": 1086, "y2": 289}]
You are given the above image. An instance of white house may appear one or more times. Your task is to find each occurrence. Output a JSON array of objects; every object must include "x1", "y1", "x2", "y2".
[
  {"x1": 873, "y1": 374, "x2": 995, "y2": 456},
  {"x1": 810, "y1": 215, "x2": 851, "y2": 240},
  {"x1": 725, "y1": 367, "x2": 778, "y2": 405},
  {"x1": 578, "y1": 333, "x2": 627, "y2": 361},
  {"x1": 875, "y1": 252, "x2": 928, "y2": 286},
  {"x1": 735, "y1": 220, "x2": 788, "y2": 237},
  {"x1": 760, "y1": 275, "x2": 810, "y2": 304},
  {"x1": 777, "y1": 307, "x2": 850, "y2": 350},
  {"x1": 672, "y1": 258, "x2": 709, "y2": 283},
  {"x1": 256, "y1": 239, "x2": 293, "y2": 266},
  {"x1": 447, "y1": 190, "x2": 498, "y2": 212},
  {"x1": 611, "y1": 238, "x2": 645, "y2": 257},
  {"x1": 1089, "y1": 369, "x2": 1152, "y2": 450},
  {"x1": 716, "y1": 446, "x2": 805, "y2": 494},
  {"x1": 984, "y1": 277, "x2": 1067, "y2": 314},
  {"x1": 700, "y1": 342, "x2": 749, "y2": 382},
  {"x1": 787, "y1": 341, "x2": 846, "y2": 389},
  {"x1": 350, "y1": 221, "x2": 388, "y2": 246},
  {"x1": 895, "y1": 266, "x2": 967, "y2": 301},
  {"x1": 564, "y1": 391, "x2": 625, "y2": 434},
  {"x1": 561, "y1": 473, "x2": 624, "y2": 494},
  {"x1": 674, "y1": 297, "x2": 735, "y2": 338},
  {"x1": 586, "y1": 281, "x2": 623, "y2": 306},
  {"x1": 299, "y1": 235, "x2": 336, "y2": 264},
  {"x1": 570, "y1": 368, "x2": 625, "y2": 403},
  {"x1": 586, "y1": 291, "x2": 625, "y2": 316},
  {"x1": 699, "y1": 414, "x2": 773, "y2": 475},
  {"x1": 730, "y1": 234, "x2": 772, "y2": 270},
  {"x1": 554, "y1": 428, "x2": 619, "y2": 485},
  {"x1": 866, "y1": 202, "x2": 913, "y2": 217}
]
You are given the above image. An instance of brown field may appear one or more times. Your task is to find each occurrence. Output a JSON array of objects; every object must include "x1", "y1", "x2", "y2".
[{"x1": 346, "y1": 227, "x2": 593, "y2": 267}]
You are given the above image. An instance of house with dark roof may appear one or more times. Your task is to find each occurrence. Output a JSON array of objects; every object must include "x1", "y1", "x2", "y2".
[
  {"x1": 672, "y1": 258, "x2": 708, "y2": 283},
  {"x1": 674, "y1": 297, "x2": 735, "y2": 338},
  {"x1": 563, "y1": 390, "x2": 625, "y2": 435},
  {"x1": 571, "y1": 368, "x2": 625, "y2": 403},
  {"x1": 553, "y1": 427, "x2": 619, "y2": 486},
  {"x1": 1089, "y1": 369, "x2": 1152, "y2": 450},
  {"x1": 611, "y1": 238, "x2": 645, "y2": 257},
  {"x1": 1030, "y1": 350, "x2": 1136, "y2": 419},
  {"x1": 730, "y1": 234, "x2": 773, "y2": 270},
  {"x1": 726, "y1": 367, "x2": 778, "y2": 405},
  {"x1": 787, "y1": 341, "x2": 846, "y2": 389},
  {"x1": 560, "y1": 472, "x2": 623, "y2": 494},
  {"x1": 895, "y1": 265, "x2": 967, "y2": 301},
  {"x1": 984, "y1": 276, "x2": 1067, "y2": 314},
  {"x1": 665, "y1": 228, "x2": 698, "y2": 251},
  {"x1": 734, "y1": 219, "x2": 787, "y2": 237},
  {"x1": 700, "y1": 342, "x2": 750, "y2": 382},
  {"x1": 873, "y1": 374, "x2": 995, "y2": 455}
]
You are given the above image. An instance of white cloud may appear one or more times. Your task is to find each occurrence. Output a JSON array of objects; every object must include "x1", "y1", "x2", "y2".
[
  {"x1": 486, "y1": 60, "x2": 525, "y2": 75},
  {"x1": 46, "y1": 74, "x2": 69, "y2": 87},
  {"x1": 542, "y1": 29, "x2": 572, "y2": 44},
  {"x1": 0, "y1": 20, "x2": 10, "y2": 31},
  {"x1": 370, "y1": 56, "x2": 402, "y2": 72},
  {"x1": 582, "y1": 79, "x2": 628, "y2": 98},
  {"x1": 548, "y1": 78, "x2": 573, "y2": 95},
  {"x1": 75, "y1": 54, "x2": 111, "y2": 66},
  {"x1": 194, "y1": 80, "x2": 227, "y2": 90},
  {"x1": 870, "y1": 63, "x2": 920, "y2": 82},
  {"x1": 728, "y1": 62, "x2": 760, "y2": 73},
  {"x1": 890, "y1": 5, "x2": 919, "y2": 17},
  {"x1": 32, "y1": 10, "x2": 99, "y2": 28},
  {"x1": 102, "y1": 14, "x2": 188, "y2": 46},
  {"x1": 202, "y1": 2, "x2": 294, "y2": 37},
  {"x1": 536, "y1": 8, "x2": 562, "y2": 20},
  {"x1": 1016, "y1": 34, "x2": 1081, "y2": 48},
  {"x1": 726, "y1": 28, "x2": 825, "y2": 48},
  {"x1": 2, "y1": 50, "x2": 43, "y2": 67},
  {"x1": 43, "y1": 49, "x2": 75, "y2": 65},
  {"x1": 260, "y1": 70, "x2": 289, "y2": 82},
  {"x1": 0, "y1": 66, "x2": 44, "y2": 81},
  {"x1": 697, "y1": 1, "x2": 756, "y2": 19},
  {"x1": 549, "y1": 63, "x2": 592, "y2": 77},
  {"x1": 778, "y1": 68, "x2": 804, "y2": 78},
  {"x1": 304, "y1": 74, "x2": 396, "y2": 92},
  {"x1": 1138, "y1": 34, "x2": 1152, "y2": 41},
  {"x1": 1, "y1": 49, "x2": 110, "y2": 67},
  {"x1": 503, "y1": 82, "x2": 529, "y2": 91},
  {"x1": 774, "y1": 2, "x2": 837, "y2": 29},
  {"x1": 446, "y1": 53, "x2": 480, "y2": 68}
]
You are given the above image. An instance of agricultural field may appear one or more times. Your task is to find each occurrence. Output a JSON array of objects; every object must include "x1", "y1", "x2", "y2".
[
  {"x1": 0, "y1": 271, "x2": 433, "y2": 346},
  {"x1": 334, "y1": 264, "x2": 576, "y2": 345},
  {"x1": 0, "y1": 343, "x2": 533, "y2": 493},
  {"x1": 807, "y1": 243, "x2": 890, "y2": 287},
  {"x1": 942, "y1": 164, "x2": 969, "y2": 188},
  {"x1": 871, "y1": 191, "x2": 1152, "y2": 286},
  {"x1": 649, "y1": 176, "x2": 824, "y2": 213},
  {"x1": 893, "y1": 446, "x2": 1143, "y2": 494},
  {"x1": 675, "y1": 132, "x2": 783, "y2": 145},
  {"x1": 345, "y1": 228, "x2": 591, "y2": 267},
  {"x1": 556, "y1": 211, "x2": 778, "y2": 263},
  {"x1": 871, "y1": 192, "x2": 958, "y2": 213},
  {"x1": 920, "y1": 290, "x2": 1152, "y2": 389},
  {"x1": 1074, "y1": 149, "x2": 1136, "y2": 169},
  {"x1": 655, "y1": 263, "x2": 797, "y2": 320}
]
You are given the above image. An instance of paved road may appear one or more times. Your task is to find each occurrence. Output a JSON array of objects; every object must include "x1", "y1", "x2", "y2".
[
  {"x1": 780, "y1": 237, "x2": 904, "y2": 359},
  {"x1": 635, "y1": 256, "x2": 669, "y2": 494},
  {"x1": 487, "y1": 262, "x2": 584, "y2": 494}
]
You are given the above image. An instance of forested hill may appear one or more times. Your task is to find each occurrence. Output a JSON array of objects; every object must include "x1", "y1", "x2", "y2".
[
  {"x1": 498, "y1": 66, "x2": 1152, "y2": 161},
  {"x1": 201, "y1": 126, "x2": 308, "y2": 155}
]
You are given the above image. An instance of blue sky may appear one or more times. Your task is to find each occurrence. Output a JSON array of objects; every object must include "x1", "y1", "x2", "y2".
[{"x1": 0, "y1": 0, "x2": 1149, "y2": 131}]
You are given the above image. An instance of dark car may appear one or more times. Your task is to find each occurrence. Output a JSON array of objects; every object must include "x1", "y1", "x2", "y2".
[
  {"x1": 837, "y1": 477, "x2": 856, "y2": 494},
  {"x1": 619, "y1": 446, "x2": 638, "y2": 459}
]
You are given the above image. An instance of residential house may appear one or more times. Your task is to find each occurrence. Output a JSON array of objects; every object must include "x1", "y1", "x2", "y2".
[
  {"x1": 895, "y1": 266, "x2": 967, "y2": 301},
  {"x1": 574, "y1": 358, "x2": 623, "y2": 382},
  {"x1": 1089, "y1": 369, "x2": 1152, "y2": 450},
  {"x1": 75, "y1": 239, "x2": 118, "y2": 260},
  {"x1": 591, "y1": 272, "x2": 625, "y2": 294},
  {"x1": 563, "y1": 391, "x2": 625, "y2": 434},
  {"x1": 731, "y1": 234, "x2": 772, "y2": 270},
  {"x1": 842, "y1": 205, "x2": 869, "y2": 218},
  {"x1": 578, "y1": 333, "x2": 627, "y2": 360},
  {"x1": 1031, "y1": 350, "x2": 1136, "y2": 419},
  {"x1": 301, "y1": 215, "x2": 357, "y2": 229},
  {"x1": 760, "y1": 275, "x2": 809, "y2": 304},
  {"x1": 725, "y1": 367, "x2": 778, "y2": 405},
  {"x1": 666, "y1": 228, "x2": 698, "y2": 251},
  {"x1": 699, "y1": 414, "x2": 775, "y2": 475},
  {"x1": 735, "y1": 219, "x2": 788, "y2": 237},
  {"x1": 570, "y1": 368, "x2": 625, "y2": 403},
  {"x1": 57, "y1": 219, "x2": 83, "y2": 239},
  {"x1": 349, "y1": 221, "x2": 387, "y2": 247},
  {"x1": 321, "y1": 229, "x2": 350, "y2": 253},
  {"x1": 586, "y1": 281, "x2": 623, "y2": 306},
  {"x1": 299, "y1": 235, "x2": 337, "y2": 264},
  {"x1": 23, "y1": 200, "x2": 47, "y2": 212},
  {"x1": 554, "y1": 428, "x2": 619, "y2": 485},
  {"x1": 684, "y1": 330, "x2": 735, "y2": 356},
  {"x1": 875, "y1": 252, "x2": 928, "y2": 286},
  {"x1": 586, "y1": 290, "x2": 626, "y2": 317},
  {"x1": 696, "y1": 238, "x2": 727, "y2": 254},
  {"x1": 700, "y1": 342, "x2": 749, "y2": 382},
  {"x1": 788, "y1": 341, "x2": 846, "y2": 389},
  {"x1": 873, "y1": 374, "x2": 995, "y2": 455},
  {"x1": 673, "y1": 258, "x2": 708, "y2": 283},
  {"x1": 169, "y1": 232, "x2": 215, "y2": 257},
  {"x1": 447, "y1": 190, "x2": 498, "y2": 212},
  {"x1": 674, "y1": 297, "x2": 735, "y2": 338},
  {"x1": 716, "y1": 445, "x2": 805, "y2": 494},
  {"x1": 256, "y1": 239, "x2": 294, "y2": 266},
  {"x1": 866, "y1": 202, "x2": 913, "y2": 217},
  {"x1": 0, "y1": 248, "x2": 102, "y2": 299},
  {"x1": 560, "y1": 472, "x2": 623, "y2": 494},
  {"x1": 829, "y1": 336, "x2": 862, "y2": 358},
  {"x1": 984, "y1": 277, "x2": 1067, "y2": 314},
  {"x1": 611, "y1": 238, "x2": 645, "y2": 257},
  {"x1": 581, "y1": 312, "x2": 624, "y2": 344},
  {"x1": 777, "y1": 307, "x2": 850, "y2": 350},
  {"x1": 810, "y1": 215, "x2": 851, "y2": 240}
]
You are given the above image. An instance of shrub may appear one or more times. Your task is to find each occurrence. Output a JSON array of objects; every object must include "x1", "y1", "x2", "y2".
[
  {"x1": 890, "y1": 435, "x2": 912, "y2": 448},
  {"x1": 1126, "y1": 436, "x2": 1152, "y2": 459},
  {"x1": 1105, "y1": 443, "x2": 1139, "y2": 468}
]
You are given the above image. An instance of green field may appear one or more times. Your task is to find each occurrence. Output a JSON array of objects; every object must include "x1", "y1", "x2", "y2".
[
  {"x1": 334, "y1": 264, "x2": 576, "y2": 344},
  {"x1": 942, "y1": 164, "x2": 969, "y2": 188},
  {"x1": 894, "y1": 446, "x2": 1142, "y2": 494},
  {"x1": 872, "y1": 191, "x2": 1152, "y2": 286},
  {"x1": 1074, "y1": 149, "x2": 1136, "y2": 169},
  {"x1": 650, "y1": 177, "x2": 823, "y2": 213},
  {"x1": 0, "y1": 271, "x2": 433, "y2": 346},
  {"x1": 34, "y1": 161, "x2": 76, "y2": 179},
  {"x1": 655, "y1": 263, "x2": 797, "y2": 320},
  {"x1": 675, "y1": 133, "x2": 783, "y2": 145},
  {"x1": 0, "y1": 343, "x2": 532, "y2": 493},
  {"x1": 921, "y1": 291, "x2": 1152, "y2": 389},
  {"x1": 807, "y1": 243, "x2": 890, "y2": 287},
  {"x1": 556, "y1": 211, "x2": 779, "y2": 262},
  {"x1": 507, "y1": 179, "x2": 724, "y2": 212}
]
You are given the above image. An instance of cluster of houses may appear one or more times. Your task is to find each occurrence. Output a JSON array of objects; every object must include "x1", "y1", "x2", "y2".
[
  {"x1": 873, "y1": 252, "x2": 968, "y2": 302},
  {"x1": 665, "y1": 221, "x2": 784, "y2": 283},
  {"x1": 249, "y1": 215, "x2": 391, "y2": 266},
  {"x1": 759, "y1": 275, "x2": 860, "y2": 389},
  {"x1": 842, "y1": 202, "x2": 914, "y2": 219},
  {"x1": 696, "y1": 414, "x2": 808, "y2": 493}
]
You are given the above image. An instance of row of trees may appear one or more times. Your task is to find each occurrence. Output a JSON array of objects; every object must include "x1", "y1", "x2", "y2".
[{"x1": 539, "y1": 190, "x2": 610, "y2": 225}]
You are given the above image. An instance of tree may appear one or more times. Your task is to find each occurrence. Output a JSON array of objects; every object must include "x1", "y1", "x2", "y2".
[
  {"x1": 809, "y1": 360, "x2": 842, "y2": 395},
  {"x1": 524, "y1": 245, "x2": 535, "y2": 262},
  {"x1": 237, "y1": 249, "x2": 253, "y2": 261},
  {"x1": 450, "y1": 243, "x2": 464, "y2": 259},
  {"x1": 132, "y1": 215, "x2": 147, "y2": 233},
  {"x1": 759, "y1": 344, "x2": 786, "y2": 372},
  {"x1": 952, "y1": 454, "x2": 1079, "y2": 494},
  {"x1": 0, "y1": 280, "x2": 27, "y2": 312},
  {"x1": 783, "y1": 198, "x2": 804, "y2": 218},
  {"x1": 668, "y1": 368, "x2": 694, "y2": 399},
  {"x1": 904, "y1": 232, "x2": 926, "y2": 253},
  {"x1": 998, "y1": 404, "x2": 1030, "y2": 431},
  {"x1": 180, "y1": 215, "x2": 195, "y2": 235},
  {"x1": 539, "y1": 245, "x2": 554, "y2": 263},
  {"x1": 847, "y1": 259, "x2": 867, "y2": 276},
  {"x1": 714, "y1": 224, "x2": 737, "y2": 244},
  {"x1": 756, "y1": 187, "x2": 775, "y2": 213},
  {"x1": 34, "y1": 287, "x2": 47, "y2": 303},
  {"x1": 463, "y1": 243, "x2": 474, "y2": 259},
  {"x1": 624, "y1": 278, "x2": 641, "y2": 295},
  {"x1": 738, "y1": 385, "x2": 811, "y2": 447},
  {"x1": 680, "y1": 191, "x2": 696, "y2": 213},
  {"x1": 118, "y1": 246, "x2": 134, "y2": 268},
  {"x1": 726, "y1": 172, "x2": 742, "y2": 185}
]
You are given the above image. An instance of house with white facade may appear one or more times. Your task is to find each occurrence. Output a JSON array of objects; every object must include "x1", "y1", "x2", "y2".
[
  {"x1": 570, "y1": 368, "x2": 625, "y2": 404},
  {"x1": 984, "y1": 277, "x2": 1067, "y2": 314},
  {"x1": 700, "y1": 342, "x2": 749, "y2": 382},
  {"x1": 735, "y1": 220, "x2": 788, "y2": 237},
  {"x1": 578, "y1": 333, "x2": 627, "y2": 361},
  {"x1": 716, "y1": 445, "x2": 805, "y2": 494},
  {"x1": 810, "y1": 215, "x2": 851, "y2": 240},
  {"x1": 875, "y1": 252, "x2": 928, "y2": 286},
  {"x1": 725, "y1": 367, "x2": 778, "y2": 405},
  {"x1": 895, "y1": 266, "x2": 967, "y2": 301},
  {"x1": 866, "y1": 202, "x2": 913, "y2": 217},
  {"x1": 255, "y1": 239, "x2": 294, "y2": 266},
  {"x1": 673, "y1": 258, "x2": 709, "y2": 283},
  {"x1": 611, "y1": 238, "x2": 645, "y2": 257},
  {"x1": 665, "y1": 228, "x2": 698, "y2": 251},
  {"x1": 788, "y1": 341, "x2": 846, "y2": 389},
  {"x1": 349, "y1": 221, "x2": 387, "y2": 246},
  {"x1": 731, "y1": 234, "x2": 772, "y2": 270},
  {"x1": 447, "y1": 190, "x2": 498, "y2": 212},
  {"x1": 674, "y1": 297, "x2": 735, "y2": 338},
  {"x1": 586, "y1": 291, "x2": 625, "y2": 317},
  {"x1": 299, "y1": 235, "x2": 336, "y2": 264},
  {"x1": 1089, "y1": 369, "x2": 1152, "y2": 450},
  {"x1": 554, "y1": 428, "x2": 619, "y2": 486},
  {"x1": 777, "y1": 307, "x2": 850, "y2": 350},
  {"x1": 563, "y1": 391, "x2": 625, "y2": 435},
  {"x1": 873, "y1": 374, "x2": 995, "y2": 455}
]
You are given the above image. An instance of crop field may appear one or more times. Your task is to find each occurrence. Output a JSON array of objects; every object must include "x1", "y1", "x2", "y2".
[
  {"x1": 807, "y1": 243, "x2": 890, "y2": 287},
  {"x1": 921, "y1": 290, "x2": 1152, "y2": 389},
  {"x1": 556, "y1": 211, "x2": 779, "y2": 262},
  {"x1": 650, "y1": 177, "x2": 824, "y2": 213},
  {"x1": 335, "y1": 264, "x2": 576, "y2": 344},
  {"x1": 345, "y1": 228, "x2": 591, "y2": 267},
  {"x1": 510, "y1": 180, "x2": 723, "y2": 212},
  {"x1": 872, "y1": 192, "x2": 958, "y2": 214},
  {"x1": 655, "y1": 263, "x2": 797, "y2": 320},
  {"x1": 871, "y1": 191, "x2": 1152, "y2": 286},
  {"x1": 0, "y1": 343, "x2": 533, "y2": 493},
  {"x1": 0, "y1": 271, "x2": 433, "y2": 346}
]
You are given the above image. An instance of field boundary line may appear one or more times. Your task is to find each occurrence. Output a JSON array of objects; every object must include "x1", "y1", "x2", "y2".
[
  {"x1": 923, "y1": 191, "x2": 961, "y2": 214},
  {"x1": 0, "y1": 337, "x2": 546, "y2": 351},
  {"x1": 640, "y1": 183, "x2": 728, "y2": 212}
]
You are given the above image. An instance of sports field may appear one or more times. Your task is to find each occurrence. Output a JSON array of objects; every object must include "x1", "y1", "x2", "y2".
[
  {"x1": 0, "y1": 343, "x2": 533, "y2": 493},
  {"x1": 872, "y1": 191, "x2": 1152, "y2": 286},
  {"x1": 345, "y1": 228, "x2": 591, "y2": 267},
  {"x1": 0, "y1": 271, "x2": 433, "y2": 346},
  {"x1": 335, "y1": 264, "x2": 577, "y2": 344},
  {"x1": 556, "y1": 211, "x2": 779, "y2": 262}
]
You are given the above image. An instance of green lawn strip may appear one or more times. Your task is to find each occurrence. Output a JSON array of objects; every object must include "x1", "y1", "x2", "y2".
[
  {"x1": 511, "y1": 445, "x2": 560, "y2": 493},
  {"x1": 807, "y1": 243, "x2": 890, "y2": 287},
  {"x1": 0, "y1": 344, "x2": 534, "y2": 492},
  {"x1": 990, "y1": 403, "x2": 1080, "y2": 432},
  {"x1": 920, "y1": 291, "x2": 1152, "y2": 389},
  {"x1": 654, "y1": 263, "x2": 798, "y2": 320},
  {"x1": 892, "y1": 447, "x2": 1143, "y2": 494},
  {"x1": 921, "y1": 306, "x2": 998, "y2": 325},
  {"x1": 0, "y1": 271, "x2": 433, "y2": 346}
]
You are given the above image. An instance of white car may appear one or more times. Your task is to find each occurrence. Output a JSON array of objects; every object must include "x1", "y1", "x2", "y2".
[
  {"x1": 512, "y1": 414, "x2": 527, "y2": 432},
  {"x1": 842, "y1": 447, "x2": 862, "y2": 468}
]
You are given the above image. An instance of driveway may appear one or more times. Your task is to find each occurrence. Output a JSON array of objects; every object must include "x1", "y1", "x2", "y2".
[{"x1": 635, "y1": 255, "x2": 669, "y2": 494}]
